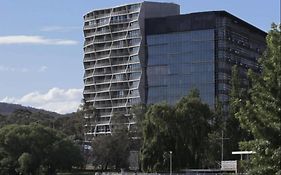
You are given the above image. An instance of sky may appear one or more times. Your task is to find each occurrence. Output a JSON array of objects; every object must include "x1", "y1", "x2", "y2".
[{"x1": 0, "y1": 0, "x2": 279, "y2": 114}]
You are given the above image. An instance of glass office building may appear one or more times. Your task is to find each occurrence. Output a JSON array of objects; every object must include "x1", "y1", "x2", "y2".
[
  {"x1": 147, "y1": 30, "x2": 215, "y2": 106},
  {"x1": 83, "y1": 2, "x2": 266, "y2": 139},
  {"x1": 145, "y1": 11, "x2": 266, "y2": 112}
]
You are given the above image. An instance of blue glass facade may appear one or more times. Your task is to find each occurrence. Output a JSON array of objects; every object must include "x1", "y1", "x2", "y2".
[{"x1": 146, "y1": 29, "x2": 215, "y2": 107}]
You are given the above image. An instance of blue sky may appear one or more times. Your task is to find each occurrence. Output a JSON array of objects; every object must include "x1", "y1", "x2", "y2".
[{"x1": 0, "y1": 0, "x2": 279, "y2": 113}]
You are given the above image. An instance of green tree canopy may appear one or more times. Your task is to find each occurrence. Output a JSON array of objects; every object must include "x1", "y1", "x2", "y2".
[
  {"x1": 0, "y1": 124, "x2": 83, "y2": 175},
  {"x1": 17, "y1": 153, "x2": 34, "y2": 175},
  {"x1": 224, "y1": 65, "x2": 253, "y2": 160},
  {"x1": 175, "y1": 89, "x2": 214, "y2": 169},
  {"x1": 234, "y1": 24, "x2": 281, "y2": 175},
  {"x1": 141, "y1": 103, "x2": 175, "y2": 172},
  {"x1": 141, "y1": 89, "x2": 216, "y2": 172},
  {"x1": 91, "y1": 113, "x2": 130, "y2": 171},
  {"x1": 92, "y1": 132, "x2": 130, "y2": 171}
]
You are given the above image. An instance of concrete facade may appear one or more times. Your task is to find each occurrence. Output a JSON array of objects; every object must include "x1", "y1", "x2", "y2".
[{"x1": 83, "y1": 1, "x2": 179, "y2": 139}]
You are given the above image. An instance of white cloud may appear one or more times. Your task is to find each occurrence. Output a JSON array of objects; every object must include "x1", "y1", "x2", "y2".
[
  {"x1": 0, "y1": 65, "x2": 48, "y2": 73},
  {"x1": 0, "y1": 35, "x2": 78, "y2": 45},
  {"x1": 1, "y1": 87, "x2": 83, "y2": 114},
  {"x1": 41, "y1": 26, "x2": 80, "y2": 32},
  {"x1": 38, "y1": 66, "x2": 48, "y2": 72},
  {"x1": 0, "y1": 65, "x2": 29, "y2": 73}
]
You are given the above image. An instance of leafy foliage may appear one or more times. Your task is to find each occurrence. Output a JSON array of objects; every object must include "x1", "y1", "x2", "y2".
[
  {"x1": 0, "y1": 124, "x2": 84, "y2": 175},
  {"x1": 54, "y1": 112, "x2": 83, "y2": 141},
  {"x1": 141, "y1": 89, "x2": 217, "y2": 172},
  {"x1": 17, "y1": 153, "x2": 34, "y2": 175},
  {"x1": 224, "y1": 65, "x2": 253, "y2": 160},
  {"x1": 175, "y1": 89, "x2": 214, "y2": 169},
  {"x1": 234, "y1": 24, "x2": 281, "y2": 175},
  {"x1": 92, "y1": 132, "x2": 130, "y2": 171},
  {"x1": 141, "y1": 103, "x2": 175, "y2": 172},
  {"x1": 0, "y1": 109, "x2": 84, "y2": 142},
  {"x1": 91, "y1": 113, "x2": 130, "y2": 171}
]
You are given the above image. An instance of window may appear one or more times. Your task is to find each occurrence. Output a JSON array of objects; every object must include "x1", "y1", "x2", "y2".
[{"x1": 146, "y1": 29, "x2": 215, "y2": 106}]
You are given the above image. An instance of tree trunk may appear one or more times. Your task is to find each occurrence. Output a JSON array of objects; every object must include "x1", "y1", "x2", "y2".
[{"x1": 46, "y1": 166, "x2": 56, "y2": 175}]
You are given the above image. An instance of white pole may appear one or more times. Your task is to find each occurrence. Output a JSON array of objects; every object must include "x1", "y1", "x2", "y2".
[
  {"x1": 221, "y1": 130, "x2": 224, "y2": 161},
  {"x1": 169, "y1": 151, "x2": 172, "y2": 175}
]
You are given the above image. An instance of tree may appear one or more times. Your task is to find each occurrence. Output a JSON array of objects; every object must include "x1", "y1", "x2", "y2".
[
  {"x1": 17, "y1": 153, "x2": 34, "y2": 175},
  {"x1": 129, "y1": 104, "x2": 147, "y2": 139},
  {"x1": 78, "y1": 99, "x2": 97, "y2": 142},
  {"x1": 224, "y1": 65, "x2": 252, "y2": 160},
  {"x1": 92, "y1": 133, "x2": 129, "y2": 171},
  {"x1": 6, "y1": 109, "x2": 55, "y2": 126},
  {"x1": 141, "y1": 89, "x2": 216, "y2": 172},
  {"x1": 91, "y1": 113, "x2": 130, "y2": 171},
  {"x1": 54, "y1": 112, "x2": 84, "y2": 141},
  {"x1": 0, "y1": 124, "x2": 84, "y2": 175},
  {"x1": 141, "y1": 103, "x2": 175, "y2": 172},
  {"x1": 0, "y1": 114, "x2": 8, "y2": 128},
  {"x1": 175, "y1": 89, "x2": 214, "y2": 169},
  {"x1": 234, "y1": 24, "x2": 281, "y2": 175},
  {"x1": 205, "y1": 98, "x2": 224, "y2": 168}
]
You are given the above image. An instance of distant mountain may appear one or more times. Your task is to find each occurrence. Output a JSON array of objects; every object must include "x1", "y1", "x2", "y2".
[
  {"x1": 0, "y1": 102, "x2": 66, "y2": 117},
  {"x1": 0, "y1": 102, "x2": 82, "y2": 139}
]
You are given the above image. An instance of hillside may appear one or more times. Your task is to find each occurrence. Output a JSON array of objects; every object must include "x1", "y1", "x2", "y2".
[
  {"x1": 0, "y1": 102, "x2": 83, "y2": 140},
  {"x1": 0, "y1": 102, "x2": 65, "y2": 117}
]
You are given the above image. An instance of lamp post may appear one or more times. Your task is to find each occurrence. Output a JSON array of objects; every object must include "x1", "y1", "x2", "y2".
[{"x1": 169, "y1": 151, "x2": 172, "y2": 175}]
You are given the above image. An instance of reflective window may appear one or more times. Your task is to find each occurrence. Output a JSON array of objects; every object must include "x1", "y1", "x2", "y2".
[{"x1": 147, "y1": 29, "x2": 215, "y2": 107}]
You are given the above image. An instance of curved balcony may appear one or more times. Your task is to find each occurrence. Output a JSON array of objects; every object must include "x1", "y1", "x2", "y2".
[
  {"x1": 94, "y1": 29, "x2": 111, "y2": 36},
  {"x1": 94, "y1": 103, "x2": 112, "y2": 108},
  {"x1": 111, "y1": 10, "x2": 128, "y2": 16},
  {"x1": 84, "y1": 40, "x2": 94, "y2": 46},
  {"x1": 111, "y1": 60, "x2": 129, "y2": 66},
  {"x1": 111, "y1": 26, "x2": 129, "y2": 33},
  {"x1": 84, "y1": 47, "x2": 95, "y2": 54},
  {"x1": 112, "y1": 35, "x2": 127, "y2": 41},
  {"x1": 128, "y1": 25, "x2": 140, "y2": 31},
  {"x1": 84, "y1": 31, "x2": 95, "y2": 38},
  {"x1": 95, "y1": 120, "x2": 111, "y2": 125},
  {"x1": 112, "y1": 102, "x2": 127, "y2": 108},
  {"x1": 110, "y1": 18, "x2": 130, "y2": 24},
  {"x1": 84, "y1": 72, "x2": 94, "y2": 79},
  {"x1": 94, "y1": 45, "x2": 112, "y2": 52},
  {"x1": 128, "y1": 7, "x2": 141, "y2": 13},
  {"x1": 94, "y1": 78, "x2": 112, "y2": 85},
  {"x1": 94, "y1": 95, "x2": 111, "y2": 101},
  {"x1": 84, "y1": 80, "x2": 95, "y2": 86},
  {"x1": 84, "y1": 89, "x2": 95, "y2": 94},
  {"x1": 84, "y1": 13, "x2": 110, "y2": 21},
  {"x1": 94, "y1": 68, "x2": 112, "y2": 75},
  {"x1": 84, "y1": 24, "x2": 95, "y2": 30},
  {"x1": 110, "y1": 84, "x2": 139, "y2": 91},
  {"x1": 95, "y1": 53, "x2": 110, "y2": 60},
  {"x1": 84, "y1": 63, "x2": 95, "y2": 69},
  {"x1": 99, "y1": 112, "x2": 112, "y2": 117},
  {"x1": 95, "y1": 86, "x2": 110, "y2": 92},
  {"x1": 84, "y1": 56, "x2": 96, "y2": 62},
  {"x1": 94, "y1": 13, "x2": 111, "y2": 20},
  {"x1": 94, "y1": 62, "x2": 111, "y2": 68},
  {"x1": 95, "y1": 102, "x2": 128, "y2": 109},
  {"x1": 93, "y1": 37, "x2": 112, "y2": 44}
]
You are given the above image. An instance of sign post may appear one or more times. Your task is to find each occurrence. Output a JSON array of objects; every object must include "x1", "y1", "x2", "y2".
[{"x1": 221, "y1": 160, "x2": 237, "y2": 173}]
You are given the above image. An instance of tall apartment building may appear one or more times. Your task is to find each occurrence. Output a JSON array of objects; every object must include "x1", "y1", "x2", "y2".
[
  {"x1": 83, "y1": 1, "x2": 266, "y2": 139},
  {"x1": 83, "y1": 2, "x2": 180, "y2": 140}
]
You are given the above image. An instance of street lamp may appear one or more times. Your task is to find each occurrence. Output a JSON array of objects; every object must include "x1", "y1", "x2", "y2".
[{"x1": 169, "y1": 151, "x2": 172, "y2": 175}]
